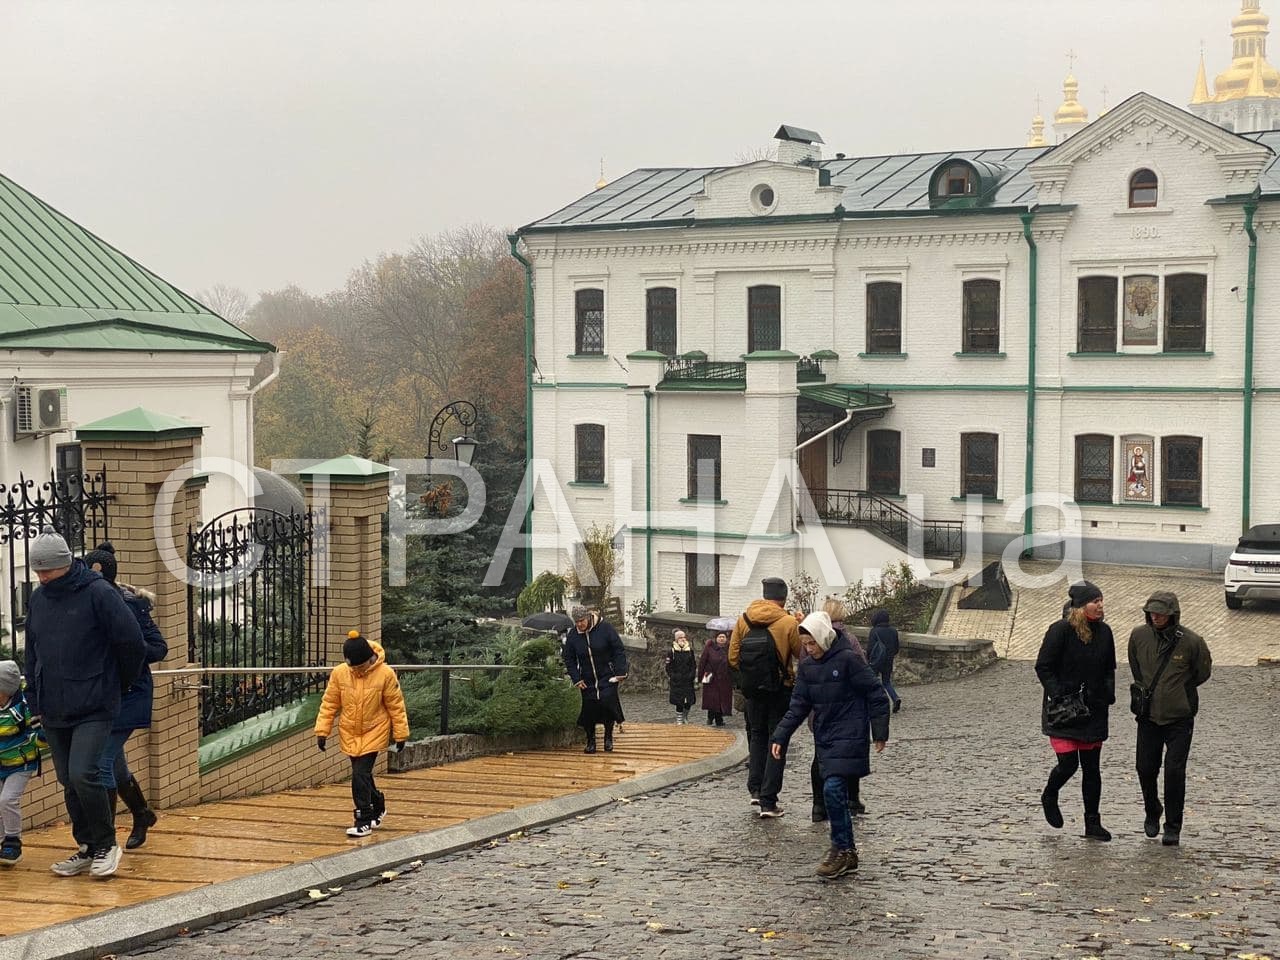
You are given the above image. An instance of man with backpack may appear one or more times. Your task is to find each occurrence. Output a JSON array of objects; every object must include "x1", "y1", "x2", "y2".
[{"x1": 729, "y1": 576, "x2": 803, "y2": 818}]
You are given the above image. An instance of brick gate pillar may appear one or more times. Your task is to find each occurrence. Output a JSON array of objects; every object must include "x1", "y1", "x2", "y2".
[
  {"x1": 77, "y1": 407, "x2": 206, "y2": 808},
  {"x1": 298, "y1": 455, "x2": 392, "y2": 662}
]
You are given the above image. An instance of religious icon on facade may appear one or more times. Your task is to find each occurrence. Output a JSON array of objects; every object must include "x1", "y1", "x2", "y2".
[
  {"x1": 1122, "y1": 435, "x2": 1154, "y2": 502},
  {"x1": 1123, "y1": 276, "x2": 1159, "y2": 346}
]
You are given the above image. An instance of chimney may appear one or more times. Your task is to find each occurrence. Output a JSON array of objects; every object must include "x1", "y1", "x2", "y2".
[{"x1": 774, "y1": 124, "x2": 824, "y2": 164}]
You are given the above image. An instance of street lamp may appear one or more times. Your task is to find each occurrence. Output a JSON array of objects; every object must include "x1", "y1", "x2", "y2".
[{"x1": 425, "y1": 400, "x2": 479, "y2": 475}]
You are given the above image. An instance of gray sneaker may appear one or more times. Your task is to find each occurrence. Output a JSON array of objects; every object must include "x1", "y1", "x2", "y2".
[
  {"x1": 51, "y1": 847, "x2": 93, "y2": 877},
  {"x1": 89, "y1": 844, "x2": 123, "y2": 879}
]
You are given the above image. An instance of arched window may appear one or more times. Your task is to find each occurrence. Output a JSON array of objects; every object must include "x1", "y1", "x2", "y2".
[
  {"x1": 938, "y1": 163, "x2": 976, "y2": 197},
  {"x1": 1129, "y1": 169, "x2": 1158, "y2": 209}
]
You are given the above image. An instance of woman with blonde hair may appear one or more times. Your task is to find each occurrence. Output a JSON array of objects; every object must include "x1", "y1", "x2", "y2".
[
  {"x1": 665, "y1": 630, "x2": 697, "y2": 724},
  {"x1": 1034, "y1": 581, "x2": 1116, "y2": 841}
]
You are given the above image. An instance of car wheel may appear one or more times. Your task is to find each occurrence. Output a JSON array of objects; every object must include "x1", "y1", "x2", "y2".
[{"x1": 1225, "y1": 592, "x2": 1243, "y2": 610}]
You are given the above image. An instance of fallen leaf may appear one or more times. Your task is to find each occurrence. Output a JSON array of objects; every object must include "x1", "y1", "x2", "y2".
[
  {"x1": 307, "y1": 890, "x2": 328, "y2": 900},
  {"x1": 761, "y1": 931, "x2": 778, "y2": 940},
  {"x1": 885, "y1": 912, "x2": 898, "y2": 919},
  {"x1": 647, "y1": 922, "x2": 666, "y2": 931},
  {"x1": 557, "y1": 880, "x2": 571, "y2": 889},
  {"x1": 380, "y1": 871, "x2": 399, "y2": 881},
  {"x1": 327, "y1": 886, "x2": 342, "y2": 893},
  {"x1": 409, "y1": 860, "x2": 424, "y2": 868},
  {"x1": 1092, "y1": 908, "x2": 1116, "y2": 915},
  {"x1": 508, "y1": 831, "x2": 525, "y2": 840}
]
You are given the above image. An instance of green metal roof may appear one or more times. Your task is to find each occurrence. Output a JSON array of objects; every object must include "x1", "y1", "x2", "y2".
[
  {"x1": 77, "y1": 406, "x2": 205, "y2": 440},
  {"x1": 297, "y1": 454, "x2": 394, "y2": 483},
  {"x1": 0, "y1": 173, "x2": 273, "y2": 353},
  {"x1": 798, "y1": 383, "x2": 894, "y2": 411}
]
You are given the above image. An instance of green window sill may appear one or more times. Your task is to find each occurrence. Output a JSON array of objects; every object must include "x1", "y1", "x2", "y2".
[
  {"x1": 858, "y1": 352, "x2": 908, "y2": 360},
  {"x1": 951, "y1": 495, "x2": 1004, "y2": 503},
  {"x1": 569, "y1": 481, "x2": 609, "y2": 488},
  {"x1": 567, "y1": 353, "x2": 608, "y2": 360},
  {"x1": 954, "y1": 352, "x2": 1007, "y2": 359},
  {"x1": 1066, "y1": 500, "x2": 1207, "y2": 512},
  {"x1": 1067, "y1": 352, "x2": 1214, "y2": 359},
  {"x1": 678, "y1": 497, "x2": 728, "y2": 506}
]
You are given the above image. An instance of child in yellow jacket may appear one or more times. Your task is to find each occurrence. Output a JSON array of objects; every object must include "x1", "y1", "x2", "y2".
[{"x1": 315, "y1": 631, "x2": 410, "y2": 837}]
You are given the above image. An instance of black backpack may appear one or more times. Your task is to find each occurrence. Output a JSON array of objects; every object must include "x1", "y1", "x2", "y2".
[{"x1": 736, "y1": 616, "x2": 783, "y2": 697}]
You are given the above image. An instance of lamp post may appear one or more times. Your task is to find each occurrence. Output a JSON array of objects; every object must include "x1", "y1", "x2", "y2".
[{"x1": 425, "y1": 400, "x2": 479, "y2": 475}]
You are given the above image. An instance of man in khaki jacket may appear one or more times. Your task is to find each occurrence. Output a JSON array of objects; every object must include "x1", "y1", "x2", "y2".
[
  {"x1": 729, "y1": 577, "x2": 803, "y2": 818},
  {"x1": 1128, "y1": 591, "x2": 1212, "y2": 846}
]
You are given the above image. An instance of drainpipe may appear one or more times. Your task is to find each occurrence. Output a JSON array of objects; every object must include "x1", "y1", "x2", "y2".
[
  {"x1": 793, "y1": 407, "x2": 857, "y2": 528},
  {"x1": 1020, "y1": 211, "x2": 1037, "y2": 558},
  {"x1": 508, "y1": 233, "x2": 534, "y2": 585},
  {"x1": 645, "y1": 389, "x2": 653, "y2": 608},
  {"x1": 1242, "y1": 193, "x2": 1259, "y2": 533}
]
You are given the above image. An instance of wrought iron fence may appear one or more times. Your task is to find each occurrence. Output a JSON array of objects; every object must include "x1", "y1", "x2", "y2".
[
  {"x1": 0, "y1": 469, "x2": 110, "y2": 659},
  {"x1": 661, "y1": 357, "x2": 748, "y2": 383},
  {"x1": 187, "y1": 508, "x2": 328, "y2": 737},
  {"x1": 805, "y1": 488, "x2": 964, "y2": 561},
  {"x1": 795, "y1": 356, "x2": 826, "y2": 383}
]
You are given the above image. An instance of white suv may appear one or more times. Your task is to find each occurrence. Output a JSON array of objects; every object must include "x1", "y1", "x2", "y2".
[{"x1": 1224, "y1": 523, "x2": 1280, "y2": 609}]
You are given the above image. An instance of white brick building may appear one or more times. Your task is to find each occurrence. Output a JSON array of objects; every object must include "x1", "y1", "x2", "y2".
[{"x1": 511, "y1": 94, "x2": 1279, "y2": 617}]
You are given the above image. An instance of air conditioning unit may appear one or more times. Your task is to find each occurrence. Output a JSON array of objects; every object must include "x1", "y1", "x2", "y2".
[{"x1": 14, "y1": 384, "x2": 70, "y2": 435}]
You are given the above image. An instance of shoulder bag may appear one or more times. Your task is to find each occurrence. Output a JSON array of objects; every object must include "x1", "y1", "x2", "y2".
[
  {"x1": 1046, "y1": 683, "x2": 1092, "y2": 727},
  {"x1": 1130, "y1": 638, "x2": 1176, "y2": 720}
]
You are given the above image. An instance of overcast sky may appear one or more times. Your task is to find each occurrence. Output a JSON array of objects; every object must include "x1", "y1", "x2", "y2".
[{"x1": 0, "y1": 0, "x2": 1230, "y2": 299}]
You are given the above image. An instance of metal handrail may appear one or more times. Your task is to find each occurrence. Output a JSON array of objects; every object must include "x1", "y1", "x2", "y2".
[
  {"x1": 152, "y1": 664, "x2": 535, "y2": 675},
  {"x1": 805, "y1": 488, "x2": 964, "y2": 560}
]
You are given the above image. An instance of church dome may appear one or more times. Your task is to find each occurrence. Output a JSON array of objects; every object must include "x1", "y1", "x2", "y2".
[
  {"x1": 1055, "y1": 74, "x2": 1089, "y2": 125},
  {"x1": 1213, "y1": 2, "x2": 1280, "y2": 99}
]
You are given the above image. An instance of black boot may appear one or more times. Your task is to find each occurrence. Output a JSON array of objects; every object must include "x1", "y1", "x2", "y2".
[
  {"x1": 1041, "y1": 786, "x2": 1064, "y2": 829},
  {"x1": 584, "y1": 736, "x2": 597, "y2": 754},
  {"x1": 107, "y1": 787, "x2": 119, "y2": 825},
  {"x1": 849, "y1": 777, "x2": 866, "y2": 815},
  {"x1": 811, "y1": 804, "x2": 828, "y2": 823},
  {"x1": 1083, "y1": 814, "x2": 1112, "y2": 842},
  {"x1": 603, "y1": 722, "x2": 615, "y2": 752},
  {"x1": 118, "y1": 777, "x2": 158, "y2": 849}
]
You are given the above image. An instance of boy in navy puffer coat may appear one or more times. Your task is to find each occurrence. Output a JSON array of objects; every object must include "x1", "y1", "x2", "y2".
[{"x1": 771, "y1": 611, "x2": 890, "y2": 879}]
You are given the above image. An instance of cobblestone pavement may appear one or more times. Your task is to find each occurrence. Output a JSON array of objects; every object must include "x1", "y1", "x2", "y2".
[
  {"x1": 938, "y1": 560, "x2": 1280, "y2": 666},
  {"x1": 126, "y1": 665, "x2": 1279, "y2": 960}
]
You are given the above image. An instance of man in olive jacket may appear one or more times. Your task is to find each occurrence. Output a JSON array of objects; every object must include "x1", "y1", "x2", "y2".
[{"x1": 1128, "y1": 591, "x2": 1212, "y2": 846}]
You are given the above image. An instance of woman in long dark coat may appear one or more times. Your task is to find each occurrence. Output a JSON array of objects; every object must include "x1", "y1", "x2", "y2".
[
  {"x1": 1034, "y1": 580, "x2": 1116, "y2": 841},
  {"x1": 665, "y1": 630, "x2": 697, "y2": 724},
  {"x1": 697, "y1": 631, "x2": 732, "y2": 726},
  {"x1": 562, "y1": 607, "x2": 627, "y2": 753}
]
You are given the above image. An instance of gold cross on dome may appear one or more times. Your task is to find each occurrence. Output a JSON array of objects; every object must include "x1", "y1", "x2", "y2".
[{"x1": 1066, "y1": 49, "x2": 1078, "y2": 72}]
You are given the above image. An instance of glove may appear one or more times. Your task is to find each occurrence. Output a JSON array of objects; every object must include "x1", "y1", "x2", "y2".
[
  {"x1": 316, "y1": 736, "x2": 326, "y2": 752},
  {"x1": 394, "y1": 740, "x2": 406, "y2": 753}
]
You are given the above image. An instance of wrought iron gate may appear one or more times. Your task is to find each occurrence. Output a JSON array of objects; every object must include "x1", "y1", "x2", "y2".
[
  {"x1": 1, "y1": 469, "x2": 110, "y2": 660},
  {"x1": 187, "y1": 508, "x2": 328, "y2": 736}
]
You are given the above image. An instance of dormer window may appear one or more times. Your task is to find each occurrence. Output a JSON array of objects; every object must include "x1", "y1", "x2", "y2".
[
  {"x1": 941, "y1": 164, "x2": 976, "y2": 197},
  {"x1": 1129, "y1": 169, "x2": 1158, "y2": 208}
]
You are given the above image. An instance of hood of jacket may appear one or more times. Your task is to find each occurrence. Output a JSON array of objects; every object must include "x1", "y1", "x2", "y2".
[
  {"x1": 1143, "y1": 591, "x2": 1181, "y2": 630},
  {"x1": 870, "y1": 608, "x2": 890, "y2": 627},
  {"x1": 798, "y1": 611, "x2": 836, "y2": 652},
  {"x1": 353, "y1": 640, "x2": 386, "y2": 673},
  {"x1": 36, "y1": 558, "x2": 98, "y2": 598},
  {"x1": 119, "y1": 581, "x2": 156, "y2": 604},
  {"x1": 744, "y1": 598, "x2": 790, "y2": 627}
]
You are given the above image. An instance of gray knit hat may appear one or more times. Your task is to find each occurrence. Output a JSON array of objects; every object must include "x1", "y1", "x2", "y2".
[
  {"x1": 0, "y1": 660, "x2": 21, "y2": 698},
  {"x1": 29, "y1": 525, "x2": 73, "y2": 571}
]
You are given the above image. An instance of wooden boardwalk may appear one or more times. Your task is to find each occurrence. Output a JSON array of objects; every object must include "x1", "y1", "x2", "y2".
[{"x1": 0, "y1": 723, "x2": 733, "y2": 939}]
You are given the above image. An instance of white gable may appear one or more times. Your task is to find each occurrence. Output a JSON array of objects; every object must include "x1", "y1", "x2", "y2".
[{"x1": 691, "y1": 160, "x2": 844, "y2": 220}]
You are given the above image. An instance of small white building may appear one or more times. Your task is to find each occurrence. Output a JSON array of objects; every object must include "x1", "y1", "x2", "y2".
[
  {"x1": 0, "y1": 170, "x2": 276, "y2": 628},
  {"x1": 512, "y1": 93, "x2": 1280, "y2": 617}
]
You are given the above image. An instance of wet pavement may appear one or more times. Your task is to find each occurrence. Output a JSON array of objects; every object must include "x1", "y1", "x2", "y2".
[{"x1": 125, "y1": 664, "x2": 1280, "y2": 960}]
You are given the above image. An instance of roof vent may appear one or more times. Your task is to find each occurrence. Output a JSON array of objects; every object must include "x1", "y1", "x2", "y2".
[{"x1": 773, "y1": 125, "x2": 824, "y2": 165}]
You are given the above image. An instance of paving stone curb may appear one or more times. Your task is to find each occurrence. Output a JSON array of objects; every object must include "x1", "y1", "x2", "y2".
[{"x1": 3, "y1": 729, "x2": 747, "y2": 960}]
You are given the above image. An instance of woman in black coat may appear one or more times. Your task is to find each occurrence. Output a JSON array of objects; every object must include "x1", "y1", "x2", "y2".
[
  {"x1": 665, "y1": 630, "x2": 697, "y2": 724},
  {"x1": 1034, "y1": 580, "x2": 1116, "y2": 841},
  {"x1": 562, "y1": 607, "x2": 628, "y2": 753}
]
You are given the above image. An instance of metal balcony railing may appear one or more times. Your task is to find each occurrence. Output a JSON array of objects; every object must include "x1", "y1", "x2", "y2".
[{"x1": 804, "y1": 488, "x2": 964, "y2": 560}]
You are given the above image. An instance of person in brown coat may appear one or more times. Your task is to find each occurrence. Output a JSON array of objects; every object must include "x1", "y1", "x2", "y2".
[
  {"x1": 697, "y1": 631, "x2": 733, "y2": 726},
  {"x1": 729, "y1": 577, "x2": 803, "y2": 818}
]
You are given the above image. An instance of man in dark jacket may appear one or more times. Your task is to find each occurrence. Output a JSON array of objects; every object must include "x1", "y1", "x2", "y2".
[
  {"x1": 1128, "y1": 591, "x2": 1212, "y2": 846},
  {"x1": 729, "y1": 577, "x2": 803, "y2": 818},
  {"x1": 770, "y1": 611, "x2": 890, "y2": 878},
  {"x1": 23, "y1": 526, "x2": 145, "y2": 879}
]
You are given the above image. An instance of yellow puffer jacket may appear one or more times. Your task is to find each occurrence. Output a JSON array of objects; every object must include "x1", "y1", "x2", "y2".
[{"x1": 314, "y1": 640, "x2": 410, "y2": 756}]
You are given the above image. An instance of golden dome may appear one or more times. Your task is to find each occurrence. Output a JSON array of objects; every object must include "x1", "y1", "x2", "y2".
[
  {"x1": 1027, "y1": 113, "x2": 1048, "y2": 147},
  {"x1": 1212, "y1": 1, "x2": 1280, "y2": 100},
  {"x1": 1055, "y1": 73, "x2": 1089, "y2": 126},
  {"x1": 595, "y1": 158, "x2": 608, "y2": 191}
]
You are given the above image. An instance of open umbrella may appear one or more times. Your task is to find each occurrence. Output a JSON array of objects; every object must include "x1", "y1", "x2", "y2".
[
  {"x1": 704, "y1": 616, "x2": 735, "y2": 634},
  {"x1": 521, "y1": 611, "x2": 574, "y2": 633}
]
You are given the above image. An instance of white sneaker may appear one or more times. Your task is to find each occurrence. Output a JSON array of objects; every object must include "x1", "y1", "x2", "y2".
[
  {"x1": 370, "y1": 815, "x2": 384, "y2": 829},
  {"x1": 346, "y1": 823, "x2": 372, "y2": 837},
  {"x1": 89, "y1": 845, "x2": 122, "y2": 879},
  {"x1": 51, "y1": 847, "x2": 93, "y2": 877}
]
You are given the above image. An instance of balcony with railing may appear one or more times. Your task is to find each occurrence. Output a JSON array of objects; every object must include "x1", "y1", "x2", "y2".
[{"x1": 658, "y1": 353, "x2": 830, "y2": 389}]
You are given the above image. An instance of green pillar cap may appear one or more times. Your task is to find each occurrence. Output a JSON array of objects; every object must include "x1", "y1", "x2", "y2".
[
  {"x1": 743, "y1": 350, "x2": 801, "y2": 361},
  {"x1": 298, "y1": 454, "x2": 395, "y2": 484},
  {"x1": 77, "y1": 406, "x2": 205, "y2": 440}
]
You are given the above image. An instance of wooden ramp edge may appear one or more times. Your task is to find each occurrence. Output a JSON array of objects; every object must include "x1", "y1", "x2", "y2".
[{"x1": 0, "y1": 723, "x2": 735, "y2": 941}]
